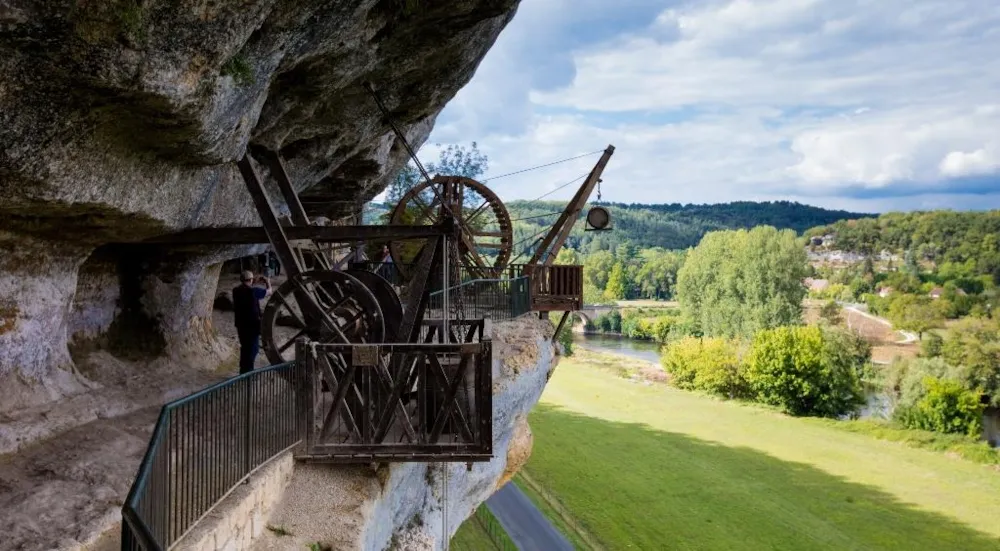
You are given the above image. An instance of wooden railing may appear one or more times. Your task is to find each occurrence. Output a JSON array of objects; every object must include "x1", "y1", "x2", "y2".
[{"x1": 509, "y1": 264, "x2": 584, "y2": 312}]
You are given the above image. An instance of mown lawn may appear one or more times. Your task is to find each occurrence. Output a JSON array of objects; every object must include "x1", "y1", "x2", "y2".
[
  {"x1": 522, "y1": 356, "x2": 1000, "y2": 550},
  {"x1": 450, "y1": 513, "x2": 496, "y2": 550}
]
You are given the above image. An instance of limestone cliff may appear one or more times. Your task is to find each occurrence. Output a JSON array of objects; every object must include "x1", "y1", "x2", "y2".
[{"x1": 0, "y1": 0, "x2": 521, "y2": 415}]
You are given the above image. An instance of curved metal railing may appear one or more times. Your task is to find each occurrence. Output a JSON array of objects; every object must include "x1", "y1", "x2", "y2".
[{"x1": 121, "y1": 361, "x2": 306, "y2": 550}]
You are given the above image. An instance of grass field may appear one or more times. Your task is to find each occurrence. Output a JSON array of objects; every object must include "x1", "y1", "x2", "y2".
[
  {"x1": 451, "y1": 505, "x2": 517, "y2": 551},
  {"x1": 450, "y1": 515, "x2": 495, "y2": 550},
  {"x1": 802, "y1": 299, "x2": 919, "y2": 363},
  {"x1": 522, "y1": 354, "x2": 1000, "y2": 550}
]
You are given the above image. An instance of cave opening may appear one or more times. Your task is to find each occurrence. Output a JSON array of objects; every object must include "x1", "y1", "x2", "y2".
[{"x1": 70, "y1": 244, "x2": 168, "y2": 361}]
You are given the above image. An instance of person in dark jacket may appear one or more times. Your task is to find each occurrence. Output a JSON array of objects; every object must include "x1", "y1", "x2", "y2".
[{"x1": 233, "y1": 270, "x2": 271, "y2": 374}]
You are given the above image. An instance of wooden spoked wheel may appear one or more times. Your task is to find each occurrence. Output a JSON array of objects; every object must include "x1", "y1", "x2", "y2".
[
  {"x1": 260, "y1": 270, "x2": 385, "y2": 364},
  {"x1": 346, "y1": 269, "x2": 403, "y2": 342},
  {"x1": 388, "y1": 175, "x2": 512, "y2": 280}
]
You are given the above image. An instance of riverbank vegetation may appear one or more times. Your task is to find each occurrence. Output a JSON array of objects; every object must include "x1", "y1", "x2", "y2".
[
  {"x1": 602, "y1": 220, "x2": 999, "y2": 442},
  {"x1": 520, "y1": 354, "x2": 1000, "y2": 550}
]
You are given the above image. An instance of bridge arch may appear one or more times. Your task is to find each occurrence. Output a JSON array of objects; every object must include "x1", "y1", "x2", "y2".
[{"x1": 575, "y1": 305, "x2": 617, "y2": 327}]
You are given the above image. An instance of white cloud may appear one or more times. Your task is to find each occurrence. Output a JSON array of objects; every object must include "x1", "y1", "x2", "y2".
[
  {"x1": 940, "y1": 146, "x2": 1000, "y2": 178},
  {"x1": 786, "y1": 105, "x2": 1000, "y2": 189},
  {"x1": 427, "y1": 0, "x2": 1000, "y2": 209}
]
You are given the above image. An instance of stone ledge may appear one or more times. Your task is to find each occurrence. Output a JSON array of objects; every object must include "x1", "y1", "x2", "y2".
[{"x1": 176, "y1": 451, "x2": 295, "y2": 551}]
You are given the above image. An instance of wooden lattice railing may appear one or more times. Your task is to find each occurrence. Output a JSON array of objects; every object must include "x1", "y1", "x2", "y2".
[
  {"x1": 294, "y1": 321, "x2": 493, "y2": 462},
  {"x1": 509, "y1": 264, "x2": 584, "y2": 312}
]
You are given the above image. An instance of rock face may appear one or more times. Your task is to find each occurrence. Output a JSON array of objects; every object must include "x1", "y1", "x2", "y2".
[{"x1": 0, "y1": 0, "x2": 521, "y2": 414}]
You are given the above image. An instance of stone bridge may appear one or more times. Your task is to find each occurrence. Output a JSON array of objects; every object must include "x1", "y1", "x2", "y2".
[{"x1": 575, "y1": 304, "x2": 618, "y2": 325}]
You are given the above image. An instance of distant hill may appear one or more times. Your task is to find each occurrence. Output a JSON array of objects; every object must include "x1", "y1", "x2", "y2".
[
  {"x1": 805, "y1": 210, "x2": 1000, "y2": 280},
  {"x1": 365, "y1": 198, "x2": 870, "y2": 253},
  {"x1": 507, "y1": 200, "x2": 872, "y2": 253}
]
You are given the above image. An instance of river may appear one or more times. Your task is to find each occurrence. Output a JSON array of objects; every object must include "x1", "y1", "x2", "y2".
[{"x1": 572, "y1": 333, "x2": 662, "y2": 364}]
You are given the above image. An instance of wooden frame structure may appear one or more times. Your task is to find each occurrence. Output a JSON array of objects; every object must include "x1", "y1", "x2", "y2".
[{"x1": 293, "y1": 321, "x2": 493, "y2": 462}]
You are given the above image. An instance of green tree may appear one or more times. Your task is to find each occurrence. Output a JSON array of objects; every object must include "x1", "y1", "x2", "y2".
[
  {"x1": 615, "y1": 241, "x2": 639, "y2": 263},
  {"x1": 636, "y1": 249, "x2": 684, "y2": 300},
  {"x1": 676, "y1": 226, "x2": 808, "y2": 338},
  {"x1": 584, "y1": 250, "x2": 616, "y2": 292},
  {"x1": 384, "y1": 142, "x2": 489, "y2": 207},
  {"x1": 887, "y1": 294, "x2": 943, "y2": 340},
  {"x1": 819, "y1": 300, "x2": 842, "y2": 325},
  {"x1": 554, "y1": 248, "x2": 580, "y2": 266},
  {"x1": 386, "y1": 164, "x2": 420, "y2": 206},
  {"x1": 604, "y1": 262, "x2": 629, "y2": 301},
  {"x1": 744, "y1": 325, "x2": 866, "y2": 417},
  {"x1": 896, "y1": 377, "x2": 984, "y2": 436},
  {"x1": 921, "y1": 332, "x2": 944, "y2": 358},
  {"x1": 431, "y1": 142, "x2": 489, "y2": 180},
  {"x1": 940, "y1": 318, "x2": 1000, "y2": 405},
  {"x1": 556, "y1": 318, "x2": 575, "y2": 356}
]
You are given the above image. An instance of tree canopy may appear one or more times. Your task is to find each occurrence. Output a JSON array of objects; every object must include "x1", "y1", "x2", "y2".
[
  {"x1": 385, "y1": 142, "x2": 489, "y2": 205},
  {"x1": 677, "y1": 226, "x2": 809, "y2": 338},
  {"x1": 807, "y1": 210, "x2": 1000, "y2": 282}
]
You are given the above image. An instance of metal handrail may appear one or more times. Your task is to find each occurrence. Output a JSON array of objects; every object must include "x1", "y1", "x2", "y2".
[
  {"x1": 121, "y1": 361, "x2": 305, "y2": 550},
  {"x1": 427, "y1": 276, "x2": 531, "y2": 322},
  {"x1": 427, "y1": 275, "x2": 527, "y2": 296}
]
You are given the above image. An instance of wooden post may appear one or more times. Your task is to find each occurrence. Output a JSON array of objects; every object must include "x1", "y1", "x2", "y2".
[
  {"x1": 552, "y1": 311, "x2": 571, "y2": 342},
  {"x1": 295, "y1": 339, "x2": 315, "y2": 456},
  {"x1": 398, "y1": 236, "x2": 445, "y2": 343}
]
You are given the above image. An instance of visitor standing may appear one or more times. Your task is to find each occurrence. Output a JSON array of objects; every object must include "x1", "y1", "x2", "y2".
[
  {"x1": 270, "y1": 251, "x2": 281, "y2": 277},
  {"x1": 378, "y1": 245, "x2": 393, "y2": 280},
  {"x1": 232, "y1": 271, "x2": 271, "y2": 375}
]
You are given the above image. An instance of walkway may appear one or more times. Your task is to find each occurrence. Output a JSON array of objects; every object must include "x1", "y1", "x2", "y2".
[{"x1": 486, "y1": 482, "x2": 573, "y2": 551}]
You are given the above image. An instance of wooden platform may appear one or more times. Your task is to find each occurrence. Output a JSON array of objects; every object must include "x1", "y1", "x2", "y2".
[{"x1": 514, "y1": 264, "x2": 584, "y2": 312}]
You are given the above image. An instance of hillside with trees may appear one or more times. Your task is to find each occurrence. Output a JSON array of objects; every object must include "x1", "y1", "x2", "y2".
[
  {"x1": 806, "y1": 210, "x2": 1000, "y2": 282},
  {"x1": 508, "y1": 200, "x2": 869, "y2": 253}
]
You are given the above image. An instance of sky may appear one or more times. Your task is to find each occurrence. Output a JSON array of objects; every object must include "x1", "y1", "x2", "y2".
[{"x1": 408, "y1": 0, "x2": 1000, "y2": 214}]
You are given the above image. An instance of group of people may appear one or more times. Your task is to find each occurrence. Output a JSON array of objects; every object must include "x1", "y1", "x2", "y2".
[{"x1": 257, "y1": 252, "x2": 280, "y2": 277}]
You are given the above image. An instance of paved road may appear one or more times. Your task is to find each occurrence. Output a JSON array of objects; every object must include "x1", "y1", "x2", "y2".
[{"x1": 487, "y1": 483, "x2": 574, "y2": 551}]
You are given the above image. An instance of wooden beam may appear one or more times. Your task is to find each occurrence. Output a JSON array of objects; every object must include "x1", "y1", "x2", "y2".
[
  {"x1": 236, "y1": 155, "x2": 304, "y2": 277},
  {"x1": 140, "y1": 224, "x2": 449, "y2": 245},
  {"x1": 552, "y1": 311, "x2": 571, "y2": 342},
  {"x1": 261, "y1": 150, "x2": 311, "y2": 227}
]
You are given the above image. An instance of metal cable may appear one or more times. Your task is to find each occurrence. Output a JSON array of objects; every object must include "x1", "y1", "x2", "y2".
[
  {"x1": 510, "y1": 210, "x2": 564, "y2": 222},
  {"x1": 364, "y1": 82, "x2": 457, "y2": 219},
  {"x1": 482, "y1": 150, "x2": 604, "y2": 182},
  {"x1": 441, "y1": 462, "x2": 449, "y2": 551},
  {"x1": 525, "y1": 173, "x2": 588, "y2": 203},
  {"x1": 511, "y1": 225, "x2": 552, "y2": 251}
]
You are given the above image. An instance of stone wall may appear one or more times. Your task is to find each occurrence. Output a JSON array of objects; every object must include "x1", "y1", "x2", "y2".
[{"x1": 177, "y1": 452, "x2": 296, "y2": 551}]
